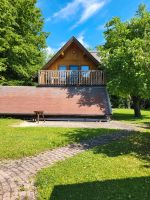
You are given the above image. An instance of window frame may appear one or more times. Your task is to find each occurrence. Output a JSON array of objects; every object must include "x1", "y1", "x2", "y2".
[
  {"x1": 58, "y1": 65, "x2": 67, "y2": 71},
  {"x1": 69, "y1": 65, "x2": 79, "y2": 71},
  {"x1": 81, "y1": 65, "x2": 90, "y2": 71}
]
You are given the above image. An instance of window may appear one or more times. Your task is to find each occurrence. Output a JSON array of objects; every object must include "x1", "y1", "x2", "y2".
[
  {"x1": 59, "y1": 65, "x2": 67, "y2": 80},
  {"x1": 70, "y1": 65, "x2": 78, "y2": 70},
  {"x1": 59, "y1": 65, "x2": 67, "y2": 70},
  {"x1": 81, "y1": 66, "x2": 90, "y2": 77},
  {"x1": 69, "y1": 65, "x2": 78, "y2": 84},
  {"x1": 81, "y1": 66, "x2": 89, "y2": 71}
]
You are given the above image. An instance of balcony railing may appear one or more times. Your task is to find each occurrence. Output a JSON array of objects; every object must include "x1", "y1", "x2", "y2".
[{"x1": 38, "y1": 70, "x2": 105, "y2": 86}]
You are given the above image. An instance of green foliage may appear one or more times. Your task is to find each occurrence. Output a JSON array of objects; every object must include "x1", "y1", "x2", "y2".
[
  {"x1": 110, "y1": 95, "x2": 131, "y2": 108},
  {"x1": 98, "y1": 4, "x2": 150, "y2": 99},
  {"x1": 0, "y1": 0, "x2": 48, "y2": 85}
]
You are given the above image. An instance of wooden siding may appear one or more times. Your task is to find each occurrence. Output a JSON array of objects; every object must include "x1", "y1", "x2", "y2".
[{"x1": 46, "y1": 43, "x2": 98, "y2": 70}]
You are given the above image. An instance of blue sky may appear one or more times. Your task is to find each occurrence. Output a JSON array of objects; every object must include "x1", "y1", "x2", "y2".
[{"x1": 37, "y1": 0, "x2": 150, "y2": 54}]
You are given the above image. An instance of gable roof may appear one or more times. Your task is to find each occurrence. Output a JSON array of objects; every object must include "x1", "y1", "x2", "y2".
[
  {"x1": 42, "y1": 36, "x2": 100, "y2": 70},
  {"x1": 90, "y1": 51, "x2": 101, "y2": 62}
]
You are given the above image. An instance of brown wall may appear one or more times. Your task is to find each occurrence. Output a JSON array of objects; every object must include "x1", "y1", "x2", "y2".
[{"x1": 47, "y1": 43, "x2": 98, "y2": 70}]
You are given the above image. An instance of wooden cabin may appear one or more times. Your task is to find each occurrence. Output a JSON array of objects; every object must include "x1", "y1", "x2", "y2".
[
  {"x1": 0, "y1": 37, "x2": 112, "y2": 119},
  {"x1": 38, "y1": 36, "x2": 104, "y2": 86}
]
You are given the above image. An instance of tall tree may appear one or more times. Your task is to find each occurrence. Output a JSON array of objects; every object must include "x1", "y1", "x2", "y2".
[
  {"x1": 98, "y1": 4, "x2": 150, "y2": 117},
  {"x1": 0, "y1": 0, "x2": 48, "y2": 85}
]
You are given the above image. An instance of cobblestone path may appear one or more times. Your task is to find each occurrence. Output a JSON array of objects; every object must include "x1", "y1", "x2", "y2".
[{"x1": 0, "y1": 131, "x2": 131, "y2": 200}]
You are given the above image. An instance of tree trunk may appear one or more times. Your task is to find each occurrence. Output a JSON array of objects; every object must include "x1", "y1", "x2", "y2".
[
  {"x1": 126, "y1": 96, "x2": 131, "y2": 109},
  {"x1": 132, "y1": 96, "x2": 141, "y2": 118}
]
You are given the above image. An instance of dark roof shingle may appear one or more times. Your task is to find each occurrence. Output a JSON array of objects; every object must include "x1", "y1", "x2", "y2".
[{"x1": 0, "y1": 86, "x2": 111, "y2": 116}]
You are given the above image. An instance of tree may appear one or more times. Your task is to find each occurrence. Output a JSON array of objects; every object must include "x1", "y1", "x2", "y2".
[
  {"x1": 98, "y1": 4, "x2": 150, "y2": 117},
  {"x1": 0, "y1": 0, "x2": 48, "y2": 85}
]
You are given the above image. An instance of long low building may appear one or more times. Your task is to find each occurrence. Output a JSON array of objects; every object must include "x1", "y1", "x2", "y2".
[
  {"x1": 0, "y1": 86, "x2": 111, "y2": 117},
  {"x1": 0, "y1": 37, "x2": 112, "y2": 118}
]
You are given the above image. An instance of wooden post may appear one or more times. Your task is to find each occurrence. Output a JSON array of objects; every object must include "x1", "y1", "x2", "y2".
[{"x1": 34, "y1": 111, "x2": 45, "y2": 123}]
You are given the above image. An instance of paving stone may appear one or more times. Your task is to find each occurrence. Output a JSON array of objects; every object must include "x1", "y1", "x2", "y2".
[{"x1": 0, "y1": 131, "x2": 132, "y2": 199}]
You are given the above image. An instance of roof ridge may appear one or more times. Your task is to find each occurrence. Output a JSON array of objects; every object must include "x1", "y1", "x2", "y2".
[{"x1": 42, "y1": 36, "x2": 100, "y2": 70}]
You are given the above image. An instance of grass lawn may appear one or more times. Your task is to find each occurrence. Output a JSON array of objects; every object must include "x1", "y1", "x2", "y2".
[
  {"x1": 0, "y1": 109, "x2": 149, "y2": 199},
  {"x1": 0, "y1": 109, "x2": 149, "y2": 160},
  {"x1": 0, "y1": 118, "x2": 116, "y2": 160},
  {"x1": 36, "y1": 130, "x2": 150, "y2": 200},
  {"x1": 112, "y1": 109, "x2": 150, "y2": 127}
]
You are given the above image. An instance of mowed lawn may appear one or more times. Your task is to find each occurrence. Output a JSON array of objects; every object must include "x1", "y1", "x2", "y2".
[
  {"x1": 113, "y1": 109, "x2": 150, "y2": 127},
  {"x1": 36, "y1": 130, "x2": 150, "y2": 200},
  {"x1": 0, "y1": 109, "x2": 149, "y2": 160},
  {"x1": 0, "y1": 118, "x2": 115, "y2": 160},
  {"x1": 35, "y1": 109, "x2": 150, "y2": 200}
]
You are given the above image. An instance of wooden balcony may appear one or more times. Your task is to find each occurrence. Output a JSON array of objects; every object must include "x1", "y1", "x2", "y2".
[{"x1": 38, "y1": 70, "x2": 105, "y2": 86}]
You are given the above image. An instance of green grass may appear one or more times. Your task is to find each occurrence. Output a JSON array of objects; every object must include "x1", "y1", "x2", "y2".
[
  {"x1": 112, "y1": 109, "x2": 150, "y2": 127},
  {"x1": 0, "y1": 109, "x2": 149, "y2": 160},
  {"x1": 0, "y1": 109, "x2": 149, "y2": 159},
  {"x1": 36, "y1": 130, "x2": 150, "y2": 200},
  {"x1": 0, "y1": 118, "x2": 115, "y2": 160},
  {"x1": 0, "y1": 109, "x2": 150, "y2": 199}
]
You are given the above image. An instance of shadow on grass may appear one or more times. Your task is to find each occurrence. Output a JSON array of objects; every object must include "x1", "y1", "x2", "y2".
[
  {"x1": 92, "y1": 131, "x2": 150, "y2": 164},
  {"x1": 62, "y1": 128, "x2": 119, "y2": 143},
  {"x1": 113, "y1": 112, "x2": 149, "y2": 120},
  {"x1": 142, "y1": 122, "x2": 150, "y2": 128},
  {"x1": 62, "y1": 127, "x2": 149, "y2": 165},
  {"x1": 49, "y1": 176, "x2": 150, "y2": 200}
]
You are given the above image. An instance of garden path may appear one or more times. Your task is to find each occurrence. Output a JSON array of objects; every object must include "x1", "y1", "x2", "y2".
[
  {"x1": 13, "y1": 120, "x2": 144, "y2": 130},
  {"x1": 0, "y1": 122, "x2": 140, "y2": 200}
]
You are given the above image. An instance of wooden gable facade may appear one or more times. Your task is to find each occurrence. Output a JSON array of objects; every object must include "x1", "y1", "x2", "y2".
[
  {"x1": 43, "y1": 36, "x2": 100, "y2": 71},
  {"x1": 38, "y1": 37, "x2": 104, "y2": 86}
]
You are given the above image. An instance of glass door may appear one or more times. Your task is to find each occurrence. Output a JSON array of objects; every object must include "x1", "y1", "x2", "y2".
[
  {"x1": 59, "y1": 65, "x2": 67, "y2": 84},
  {"x1": 70, "y1": 65, "x2": 78, "y2": 71},
  {"x1": 70, "y1": 65, "x2": 78, "y2": 84}
]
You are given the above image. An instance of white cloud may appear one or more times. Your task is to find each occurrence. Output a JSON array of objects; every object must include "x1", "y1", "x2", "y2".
[
  {"x1": 76, "y1": 1, "x2": 105, "y2": 26},
  {"x1": 45, "y1": 41, "x2": 66, "y2": 58},
  {"x1": 59, "y1": 41, "x2": 66, "y2": 48},
  {"x1": 48, "y1": 0, "x2": 108, "y2": 28},
  {"x1": 77, "y1": 32, "x2": 89, "y2": 48},
  {"x1": 44, "y1": 46, "x2": 55, "y2": 61},
  {"x1": 45, "y1": 46, "x2": 55, "y2": 55},
  {"x1": 53, "y1": 0, "x2": 79, "y2": 19}
]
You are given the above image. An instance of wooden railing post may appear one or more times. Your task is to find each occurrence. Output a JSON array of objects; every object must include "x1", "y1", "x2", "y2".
[{"x1": 38, "y1": 70, "x2": 105, "y2": 86}]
